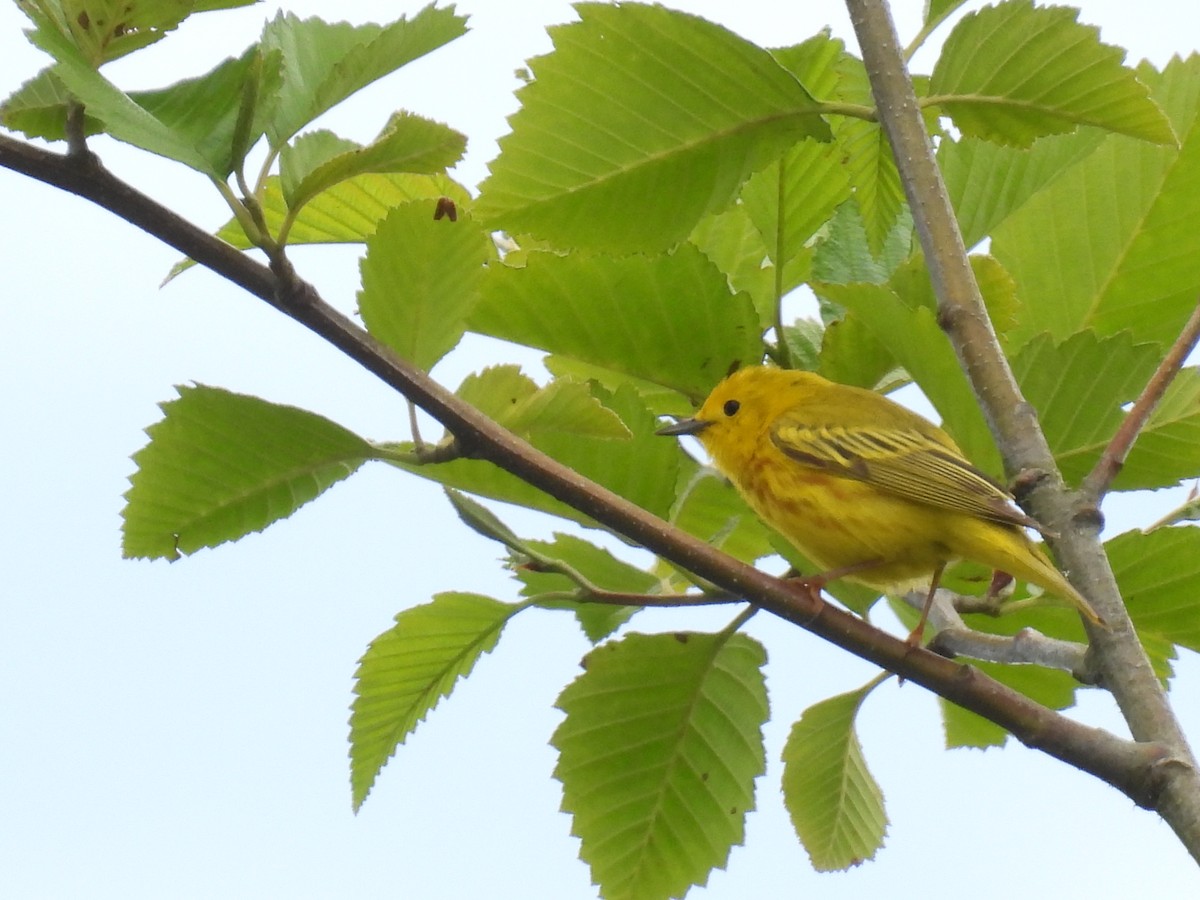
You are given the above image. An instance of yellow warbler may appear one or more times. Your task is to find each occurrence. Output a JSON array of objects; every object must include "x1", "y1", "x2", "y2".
[{"x1": 657, "y1": 366, "x2": 1104, "y2": 640}]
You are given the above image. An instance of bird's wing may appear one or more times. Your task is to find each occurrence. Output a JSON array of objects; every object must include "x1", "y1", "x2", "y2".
[{"x1": 770, "y1": 418, "x2": 1046, "y2": 532}]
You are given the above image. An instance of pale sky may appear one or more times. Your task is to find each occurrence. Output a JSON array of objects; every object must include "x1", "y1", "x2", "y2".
[{"x1": 2, "y1": 2, "x2": 1199, "y2": 898}]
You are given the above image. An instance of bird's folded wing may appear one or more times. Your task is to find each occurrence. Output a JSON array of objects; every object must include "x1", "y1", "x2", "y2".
[{"x1": 770, "y1": 419, "x2": 1045, "y2": 532}]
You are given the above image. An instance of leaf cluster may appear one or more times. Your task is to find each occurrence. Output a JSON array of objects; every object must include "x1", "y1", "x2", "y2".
[{"x1": 8, "y1": 1, "x2": 1200, "y2": 896}]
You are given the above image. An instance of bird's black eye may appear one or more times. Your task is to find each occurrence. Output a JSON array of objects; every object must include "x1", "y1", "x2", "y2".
[{"x1": 723, "y1": 399, "x2": 740, "y2": 417}]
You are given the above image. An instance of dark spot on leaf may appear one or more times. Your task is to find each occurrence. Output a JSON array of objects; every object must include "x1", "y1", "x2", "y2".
[
  {"x1": 674, "y1": 633, "x2": 689, "y2": 643},
  {"x1": 433, "y1": 197, "x2": 458, "y2": 222}
]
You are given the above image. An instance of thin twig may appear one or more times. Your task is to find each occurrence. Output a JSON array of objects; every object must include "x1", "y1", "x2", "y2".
[{"x1": 1082, "y1": 298, "x2": 1200, "y2": 501}]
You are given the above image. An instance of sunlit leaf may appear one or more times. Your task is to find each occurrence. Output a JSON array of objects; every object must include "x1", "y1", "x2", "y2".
[
  {"x1": 554, "y1": 631, "x2": 768, "y2": 900},
  {"x1": 358, "y1": 201, "x2": 490, "y2": 370},
  {"x1": 781, "y1": 683, "x2": 887, "y2": 871},
  {"x1": 350, "y1": 592, "x2": 519, "y2": 810},
  {"x1": 930, "y1": 0, "x2": 1175, "y2": 147},
  {"x1": 122, "y1": 385, "x2": 375, "y2": 558},
  {"x1": 476, "y1": 3, "x2": 831, "y2": 252},
  {"x1": 471, "y1": 246, "x2": 763, "y2": 402}
]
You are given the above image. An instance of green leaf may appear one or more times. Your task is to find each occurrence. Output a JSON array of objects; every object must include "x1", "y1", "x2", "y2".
[
  {"x1": 454, "y1": 366, "x2": 632, "y2": 442},
  {"x1": 830, "y1": 55, "x2": 905, "y2": 253},
  {"x1": 1109, "y1": 528, "x2": 1200, "y2": 655},
  {"x1": 25, "y1": 20, "x2": 219, "y2": 174},
  {"x1": 167, "y1": 172, "x2": 472, "y2": 280},
  {"x1": 1121, "y1": 369, "x2": 1200, "y2": 491},
  {"x1": 817, "y1": 312, "x2": 895, "y2": 390},
  {"x1": 122, "y1": 385, "x2": 375, "y2": 559},
  {"x1": 349, "y1": 592, "x2": 519, "y2": 810},
  {"x1": 989, "y1": 56, "x2": 1200, "y2": 348},
  {"x1": 387, "y1": 382, "x2": 680, "y2": 525},
  {"x1": 280, "y1": 113, "x2": 466, "y2": 215},
  {"x1": 261, "y1": 4, "x2": 469, "y2": 146},
  {"x1": 543, "y1": 357, "x2": 695, "y2": 419},
  {"x1": 939, "y1": 128, "x2": 1107, "y2": 248},
  {"x1": 358, "y1": 201, "x2": 490, "y2": 371},
  {"x1": 667, "y1": 468, "x2": 776, "y2": 565},
  {"x1": 471, "y1": 246, "x2": 763, "y2": 402},
  {"x1": 133, "y1": 46, "x2": 282, "y2": 178},
  {"x1": 0, "y1": 68, "x2": 103, "y2": 140},
  {"x1": 19, "y1": 0, "x2": 256, "y2": 66},
  {"x1": 929, "y1": 0, "x2": 1175, "y2": 147},
  {"x1": 739, "y1": 138, "x2": 852, "y2": 285},
  {"x1": 812, "y1": 201, "x2": 913, "y2": 286},
  {"x1": 941, "y1": 660, "x2": 1080, "y2": 749},
  {"x1": 475, "y1": 3, "x2": 831, "y2": 252},
  {"x1": 554, "y1": 631, "x2": 768, "y2": 900},
  {"x1": 688, "y1": 203, "x2": 781, "y2": 330},
  {"x1": 443, "y1": 487, "x2": 527, "y2": 552},
  {"x1": 515, "y1": 533, "x2": 656, "y2": 642},
  {"x1": 781, "y1": 684, "x2": 887, "y2": 871},
  {"x1": 1012, "y1": 332, "x2": 1159, "y2": 486}
]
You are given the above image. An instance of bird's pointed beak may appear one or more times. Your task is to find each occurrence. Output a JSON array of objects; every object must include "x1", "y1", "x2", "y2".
[{"x1": 655, "y1": 417, "x2": 712, "y2": 437}]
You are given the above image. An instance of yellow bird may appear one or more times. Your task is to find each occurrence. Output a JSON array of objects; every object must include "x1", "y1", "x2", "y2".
[{"x1": 656, "y1": 366, "x2": 1104, "y2": 642}]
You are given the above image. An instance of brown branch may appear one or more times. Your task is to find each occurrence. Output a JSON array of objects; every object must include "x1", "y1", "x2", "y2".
[
  {"x1": 844, "y1": 0, "x2": 1200, "y2": 861},
  {"x1": 1081, "y1": 298, "x2": 1200, "y2": 501},
  {"x1": 0, "y1": 131, "x2": 1179, "y2": 815}
]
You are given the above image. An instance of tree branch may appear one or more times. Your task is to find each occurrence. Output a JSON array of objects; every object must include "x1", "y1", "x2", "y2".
[
  {"x1": 1081, "y1": 298, "x2": 1200, "y2": 501},
  {"x1": 0, "y1": 131, "x2": 1178, "y2": 819},
  {"x1": 844, "y1": 0, "x2": 1200, "y2": 860}
]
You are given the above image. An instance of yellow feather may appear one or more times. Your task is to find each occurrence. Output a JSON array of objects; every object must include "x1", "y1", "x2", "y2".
[{"x1": 658, "y1": 366, "x2": 1103, "y2": 628}]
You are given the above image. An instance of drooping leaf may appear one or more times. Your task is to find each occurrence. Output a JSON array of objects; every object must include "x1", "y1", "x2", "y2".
[
  {"x1": 349, "y1": 592, "x2": 519, "y2": 810},
  {"x1": 688, "y1": 203, "x2": 780, "y2": 330},
  {"x1": 122, "y1": 385, "x2": 376, "y2": 559},
  {"x1": 471, "y1": 246, "x2": 763, "y2": 402},
  {"x1": 476, "y1": 3, "x2": 831, "y2": 252},
  {"x1": 739, "y1": 138, "x2": 852, "y2": 285},
  {"x1": 132, "y1": 45, "x2": 282, "y2": 178},
  {"x1": 443, "y1": 487, "x2": 527, "y2": 552},
  {"x1": 280, "y1": 113, "x2": 466, "y2": 215},
  {"x1": 929, "y1": 0, "x2": 1175, "y2": 147},
  {"x1": 260, "y1": 4, "x2": 468, "y2": 146},
  {"x1": 554, "y1": 631, "x2": 768, "y2": 900},
  {"x1": 781, "y1": 683, "x2": 887, "y2": 871},
  {"x1": 358, "y1": 201, "x2": 490, "y2": 371}
]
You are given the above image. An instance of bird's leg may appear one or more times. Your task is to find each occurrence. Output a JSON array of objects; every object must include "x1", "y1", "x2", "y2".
[
  {"x1": 906, "y1": 560, "x2": 948, "y2": 647},
  {"x1": 984, "y1": 570, "x2": 1014, "y2": 607},
  {"x1": 781, "y1": 558, "x2": 886, "y2": 622}
]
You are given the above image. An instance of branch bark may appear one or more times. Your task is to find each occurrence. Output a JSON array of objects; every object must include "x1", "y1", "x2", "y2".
[
  {"x1": 844, "y1": 0, "x2": 1200, "y2": 860},
  {"x1": 0, "y1": 129, "x2": 1181, "y2": 823}
]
